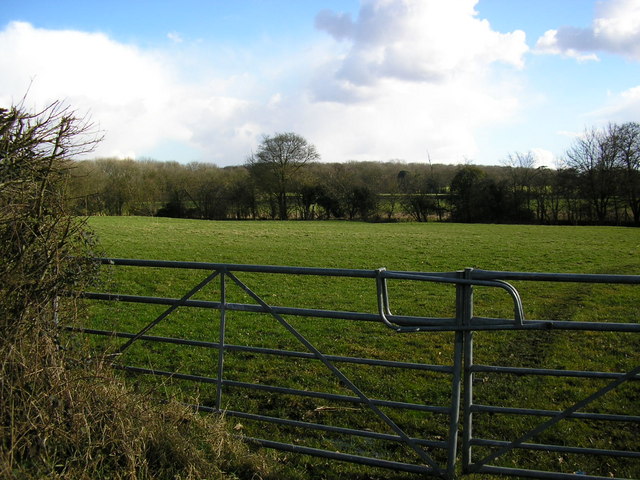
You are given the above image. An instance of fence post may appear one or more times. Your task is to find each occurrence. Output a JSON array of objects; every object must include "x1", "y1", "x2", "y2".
[
  {"x1": 216, "y1": 271, "x2": 227, "y2": 410},
  {"x1": 448, "y1": 318, "x2": 463, "y2": 476},
  {"x1": 461, "y1": 268, "x2": 474, "y2": 473},
  {"x1": 446, "y1": 269, "x2": 474, "y2": 478}
]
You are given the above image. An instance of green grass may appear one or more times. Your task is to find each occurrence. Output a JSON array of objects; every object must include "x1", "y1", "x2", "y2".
[
  {"x1": 83, "y1": 217, "x2": 640, "y2": 479},
  {"x1": 88, "y1": 216, "x2": 640, "y2": 273}
]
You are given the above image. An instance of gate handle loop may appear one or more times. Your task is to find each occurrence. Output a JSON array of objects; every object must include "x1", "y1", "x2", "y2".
[{"x1": 375, "y1": 268, "x2": 525, "y2": 332}]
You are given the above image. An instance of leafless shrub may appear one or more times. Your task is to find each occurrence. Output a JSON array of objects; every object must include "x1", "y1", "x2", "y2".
[{"x1": 0, "y1": 101, "x2": 269, "y2": 479}]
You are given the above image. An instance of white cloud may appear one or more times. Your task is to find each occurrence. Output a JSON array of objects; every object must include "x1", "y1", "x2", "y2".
[
  {"x1": 0, "y1": 3, "x2": 531, "y2": 167},
  {"x1": 530, "y1": 148, "x2": 558, "y2": 168},
  {"x1": 314, "y1": 0, "x2": 527, "y2": 96},
  {"x1": 293, "y1": 75, "x2": 521, "y2": 163},
  {"x1": 620, "y1": 85, "x2": 640, "y2": 101},
  {"x1": 556, "y1": 130, "x2": 584, "y2": 139},
  {"x1": 588, "y1": 84, "x2": 640, "y2": 122},
  {"x1": 308, "y1": 0, "x2": 528, "y2": 162},
  {"x1": 535, "y1": 0, "x2": 640, "y2": 61},
  {"x1": 0, "y1": 21, "x2": 259, "y2": 163},
  {"x1": 167, "y1": 31, "x2": 183, "y2": 43},
  {"x1": 535, "y1": 29, "x2": 600, "y2": 61}
]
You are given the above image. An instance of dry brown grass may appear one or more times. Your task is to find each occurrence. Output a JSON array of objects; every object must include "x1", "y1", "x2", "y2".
[{"x1": 0, "y1": 328, "x2": 270, "y2": 479}]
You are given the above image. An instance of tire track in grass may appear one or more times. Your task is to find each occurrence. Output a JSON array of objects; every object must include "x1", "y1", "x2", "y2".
[{"x1": 469, "y1": 283, "x2": 595, "y2": 473}]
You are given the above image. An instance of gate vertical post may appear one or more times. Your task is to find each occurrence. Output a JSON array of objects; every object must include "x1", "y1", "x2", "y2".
[
  {"x1": 461, "y1": 268, "x2": 474, "y2": 473},
  {"x1": 448, "y1": 321, "x2": 463, "y2": 477},
  {"x1": 446, "y1": 269, "x2": 473, "y2": 479},
  {"x1": 216, "y1": 271, "x2": 227, "y2": 411}
]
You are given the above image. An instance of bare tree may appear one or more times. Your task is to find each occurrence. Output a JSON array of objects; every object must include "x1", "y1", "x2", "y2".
[
  {"x1": 503, "y1": 151, "x2": 537, "y2": 215},
  {"x1": 612, "y1": 122, "x2": 640, "y2": 224},
  {"x1": 246, "y1": 132, "x2": 320, "y2": 220},
  {"x1": 398, "y1": 170, "x2": 435, "y2": 222},
  {"x1": 564, "y1": 126, "x2": 620, "y2": 223}
]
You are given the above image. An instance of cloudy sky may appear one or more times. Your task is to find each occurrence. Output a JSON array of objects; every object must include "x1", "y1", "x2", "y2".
[{"x1": 1, "y1": 0, "x2": 639, "y2": 167}]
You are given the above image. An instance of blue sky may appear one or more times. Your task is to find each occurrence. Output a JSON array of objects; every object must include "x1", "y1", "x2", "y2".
[{"x1": 1, "y1": 0, "x2": 639, "y2": 167}]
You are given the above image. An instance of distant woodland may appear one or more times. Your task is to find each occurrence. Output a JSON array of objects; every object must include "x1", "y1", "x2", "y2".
[{"x1": 67, "y1": 123, "x2": 640, "y2": 226}]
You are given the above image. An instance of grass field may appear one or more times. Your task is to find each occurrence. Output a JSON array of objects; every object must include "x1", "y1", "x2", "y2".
[
  {"x1": 88, "y1": 216, "x2": 640, "y2": 273},
  {"x1": 82, "y1": 216, "x2": 640, "y2": 479}
]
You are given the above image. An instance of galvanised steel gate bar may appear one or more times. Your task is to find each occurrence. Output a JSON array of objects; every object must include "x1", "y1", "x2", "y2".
[
  {"x1": 79, "y1": 258, "x2": 465, "y2": 477},
  {"x1": 72, "y1": 258, "x2": 640, "y2": 479},
  {"x1": 454, "y1": 269, "x2": 639, "y2": 479}
]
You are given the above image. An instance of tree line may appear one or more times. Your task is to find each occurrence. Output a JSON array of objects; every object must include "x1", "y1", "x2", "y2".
[{"x1": 66, "y1": 124, "x2": 640, "y2": 226}]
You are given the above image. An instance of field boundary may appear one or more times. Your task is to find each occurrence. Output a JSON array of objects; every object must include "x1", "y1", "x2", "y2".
[{"x1": 73, "y1": 258, "x2": 640, "y2": 479}]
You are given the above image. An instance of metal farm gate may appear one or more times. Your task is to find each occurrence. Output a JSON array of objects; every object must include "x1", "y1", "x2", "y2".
[{"x1": 72, "y1": 258, "x2": 640, "y2": 479}]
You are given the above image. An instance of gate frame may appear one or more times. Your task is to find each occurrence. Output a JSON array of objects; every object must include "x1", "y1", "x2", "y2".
[{"x1": 73, "y1": 258, "x2": 640, "y2": 479}]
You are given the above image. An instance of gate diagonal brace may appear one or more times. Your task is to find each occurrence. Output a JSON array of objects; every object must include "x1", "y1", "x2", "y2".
[
  {"x1": 470, "y1": 363, "x2": 640, "y2": 473},
  {"x1": 225, "y1": 271, "x2": 446, "y2": 475},
  {"x1": 375, "y1": 268, "x2": 525, "y2": 332},
  {"x1": 115, "y1": 270, "x2": 221, "y2": 356}
]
